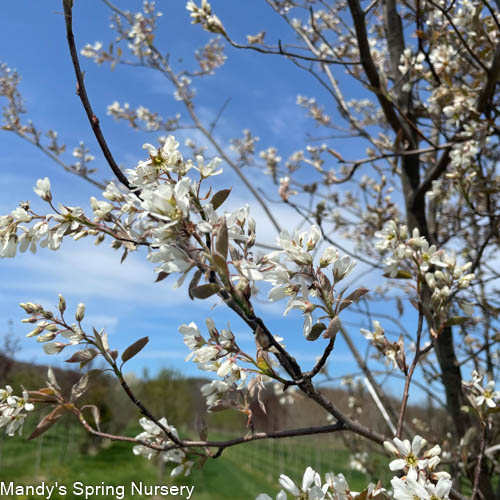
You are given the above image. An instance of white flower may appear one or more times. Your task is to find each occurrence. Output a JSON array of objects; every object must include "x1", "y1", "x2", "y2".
[
  {"x1": 200, "y1": 379, "x2": 230, "y2": 408},
  {"x1": 385, "y1": 435, "x2": 428, "y2": 471},
  {"x1": 0, "y1": 386, "x2": 35, "y2": 436},
  {"x1": 392, "y1": 468, "x2": 451, "y2": 500},
  {"x1": 279, "y1": 474, "x2": 300, "y2": 496},
  {"x1": 11, "y1": 207, "x2": 32, "y2": 222},
  {"x1": 306, "y1": 225, "x2": 321, "y2": 250},
  {"x1": 170, "y1": 461, "x2": 194, "y2": 478},
  {"x1": 33, "y1": 177, "x2": 52, "y2": 202},
  {"x1": 0, "y1": 234, "x2": 17, "y2": 258},
  {"x1": 332, "y1": 254, "x2": 356, "y2": 282},
  {"x1": 475, "y1": 380, "x2": 499, "y2": 408},
  {"x1": 375, "y1": 220, "x2": 404, "y2": 251},
  {"x1": 323, "y1": 472, "x2": 352, "y2": 499},
  {"x1": 279, "y1": 467, "x2": 324, "y2": 499},
  {"x1": 277, "y1": 229, "x2": 313, "y2": 266},
  {"x1": 255, "y1": 491, "x2": 287, "y2": 500},
  {"x1": 360, "y1": 320, "x2": 384, "y2": 343},
  {"x1": 192, "y1": 345, "x2": 218, "y2": 364},
  {"x1": 194, "y1": 155, "x2": 223, "y2": 178},
  {"x1": 178, "y1": 322, "x2": 204, "y2": 359},
  {"x1": 148, "y1": 245, "x2": 192, "y2": 274}
]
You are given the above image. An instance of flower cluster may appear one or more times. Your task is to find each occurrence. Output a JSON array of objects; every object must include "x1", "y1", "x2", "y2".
[
  {"x1": 384, "y1": 436, "x2": 451, "y2": 500},
  {"x1": 107, "y1": 101, "x2": 181, "y2": 132},
  {"x1": 259, "y1": 226, "x2": 358, "y2": 339},
  {"x1": 375, "y1": 221, "x2": 475, "y2": 317},
  {"x1": 258, "y1": 436, "x2": 451, "y2": 500},
  {"x1": 360, "y1": 320, "x2": 406, "y2": 371},
  {"x1": 257, "y1": 466, "x2": 383, "y2": 500},
  {"x1": 133, "y1": 417, "x2": 193, "y2": 477},
  {"x1": 186, "y1": 0, "x2": 225, "y2": 35},
  {"x1": 0, "y1": 386, "x2": 35, "y2": 436},
  {"x1": 178, "y1": 320, "x2": 271, "y2": 413},
  {"x1": 463, "y1": 370, "x2": 499, "y2": 412},
  {"x1": 19, "y1": 299, "x2": 87, "y2": 356}
]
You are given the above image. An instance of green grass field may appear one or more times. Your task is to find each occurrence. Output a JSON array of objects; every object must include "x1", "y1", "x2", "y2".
[{"x1": 0, "y1": 423, "x2": 379, "y2": 500}]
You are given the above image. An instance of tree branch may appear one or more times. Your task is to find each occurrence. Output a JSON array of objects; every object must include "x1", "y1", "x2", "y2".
[{"x1": 62, "y1": 0, "x2": 139, "y2": 196}]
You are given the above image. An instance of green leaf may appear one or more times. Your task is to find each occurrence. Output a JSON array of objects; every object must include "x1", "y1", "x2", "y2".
[
  {"x1": 122, "y1": 336, "x2": 149, "y2": 363},
  {"x1": 210, "y1": 189, "x2": 231, "y2": 210}
]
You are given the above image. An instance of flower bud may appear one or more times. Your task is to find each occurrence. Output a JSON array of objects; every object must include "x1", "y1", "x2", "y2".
[
  {"x1": 58, "y1": 294, "x2": 66, "y2": 314},
  {"x1": 37, "y1": 332, "x2": 56, "y2": 343},
  {"x1": 75, "y1": 303, "x2": 85, "y2": 322},
  {"x1": 383, "y1": 440, "x2": 398, "y2": 456},
  {"x1": 33, "y1": 177, "x2": 52, "y2": 202}
]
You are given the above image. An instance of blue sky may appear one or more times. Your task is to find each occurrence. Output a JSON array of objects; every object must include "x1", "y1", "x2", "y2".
[{"x1": 0, "y1": 1, "x2": 422, "y2": 405}]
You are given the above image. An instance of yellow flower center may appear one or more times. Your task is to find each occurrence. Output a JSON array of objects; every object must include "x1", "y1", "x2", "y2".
[{"x1": 406, "y1": 453, "x2": 418, "y2": 467}]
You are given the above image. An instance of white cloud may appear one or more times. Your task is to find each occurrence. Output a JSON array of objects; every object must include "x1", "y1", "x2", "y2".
[
  {"x1": 1, "y1": 239, "x2": 196, "y2": 307},
  {"x1": 85, "y1": 314, "x2": 119, "y2": 334},
  {"x1": 139, "y1": 349, "x2": 189, "y2": 360}
]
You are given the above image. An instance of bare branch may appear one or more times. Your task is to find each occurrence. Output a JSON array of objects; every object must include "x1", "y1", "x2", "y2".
[{"x1": 62, "y1": 0, "x2": 139, "y2": 196}]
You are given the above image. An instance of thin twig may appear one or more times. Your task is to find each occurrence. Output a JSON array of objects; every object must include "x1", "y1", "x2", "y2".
[
  {"x1": 471, "y1": 424, "x2": 488, "y2": 500},
  {"x1": 396, "y1": 306, "x2": 424, "y2": 437},
  {"x1": 62, "y1": 0, "x2": 139, "y2": 197},
  {"x1": 209, "y1": 97, "x2": 231, "y2": 135},
  {"x1": 224, "y1": 36, "x2": 360, "y2": 67}
]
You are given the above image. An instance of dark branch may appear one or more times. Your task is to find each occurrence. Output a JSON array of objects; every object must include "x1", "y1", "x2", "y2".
[{"x1": 62, "y1": 0, "x2": 140, "y2": 197}]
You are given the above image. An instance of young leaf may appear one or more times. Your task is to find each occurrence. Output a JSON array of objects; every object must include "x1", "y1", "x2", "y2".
[
  {"x1": 122, "y1": 336, "x2": 149, "y2": 363},
  {"x1": 215, "y1": 218, "x2": 229, "y2": 259},
  {"x1": 338, "y1": 288, "x2": 369, "y2": 313},
  {"x1": 154, "y1": 271, "x2": 169, "y2": 283},
  {"x1": 28, "y1": 405, "x2": 66, "y2": 440},
  {"x1": 93, "y1": 327, "x2": 105, "y2": 351},
  {"x1": 65, "y1": 348, "x2": 98, "y2": 364},
  {"x1": 190, "y1": 283, "x2": 220, "y2": 299},
  {"x1": 210, "y1": 189, "x2": 231, "y2": 210},
  {"x1": 383, "y1": 270, "x2": 412, "y2": 279},
  {"x1": 71, "y1": 373, "x2": 90, "y2": 402},
  {"x1": 47, "y1": 366, "x2": 61, "y2": 391},
  {"x1": 188, "y1": 269, "x2": 203, "y2": 300},
  {"x1": 306, "y1": 322, "x2": 326, "y2": 341},
  {"x1": 195, "y1": 414, "x2": 208, "y2": 441},
  {"x1": 212, "y1": 253, "x2": 230, "y2": 283},
  {"x1": 323, "y1": 316, "x2": 341, "y2": 339},
  {"x1": 82, "y1": 404, "x2": 102, "y2": 431}
]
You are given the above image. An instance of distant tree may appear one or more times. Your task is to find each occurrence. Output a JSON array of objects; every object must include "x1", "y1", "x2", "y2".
[{"x1": 0, "y1": 321, "x2": 20, "y2": 384}]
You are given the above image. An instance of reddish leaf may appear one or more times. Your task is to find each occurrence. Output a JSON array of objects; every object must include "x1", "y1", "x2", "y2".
[
  {"x1": 122, "y1": 337, "x2": 149, "y2": 363},
  {"x1": 28, "y1": 406, "x2": 66, "y2": 440}
]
